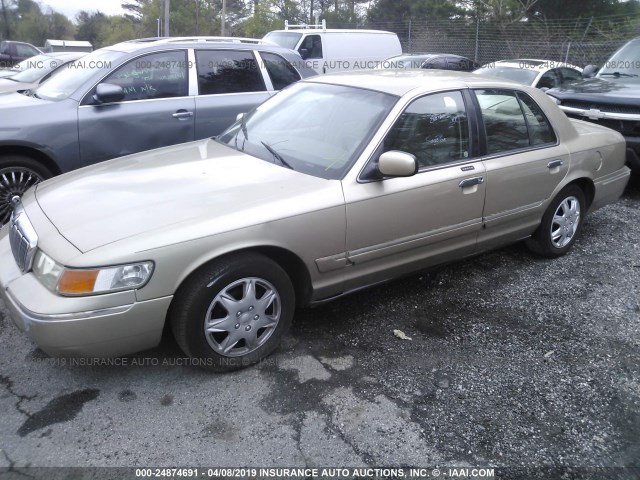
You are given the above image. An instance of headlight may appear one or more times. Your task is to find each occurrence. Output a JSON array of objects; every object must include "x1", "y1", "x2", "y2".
[{"x1": 32, "y1": 250, "x2": 154, "y2": 296}]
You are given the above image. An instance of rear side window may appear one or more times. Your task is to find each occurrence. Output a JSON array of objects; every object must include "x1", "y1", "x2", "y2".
[
  {"x1": 196, "y1": 50, "x2": 265, "y2": 95},
  {"x1": 260, "y1": 52, "x2": 300, "y2": 90},
  {"x1": 475, "y1": 89, "x2": 555, "y2": 154},
  {"x1": 101, "y1": 50, "x2": 188, "y2": 102}
]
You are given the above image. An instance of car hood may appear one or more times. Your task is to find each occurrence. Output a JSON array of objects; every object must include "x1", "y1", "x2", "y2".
[
  {"x1": 35, "y1": 139, "x2": 342, "y2": 253},
  {"x1": 547, "y1": 77, "x2": 640, "y2": 106},
  {"x1": 0, "y1": 78, "x2": 34, "y2": 94}
]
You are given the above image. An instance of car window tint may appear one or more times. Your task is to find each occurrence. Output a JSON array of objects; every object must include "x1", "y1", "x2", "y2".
[
  {"x1": 260, "y1": 52, "x2": 300, "y2": 90},
  {"x1": 516, "y1": 92, "x2": 557, "y2": 146},
  {"x1": 196, "y1": 50, "x2": 265, "y2": 95},
  {"x1": 299, "y1": 35, "x2": 323, "y2": 59},
  {"x1": 103, "y1": 50, "x2": 188, "y2": 102},
  {"x1": 560, "y1": 67, "x2": 582, "y2": 83},
  {"x1": 384, "y1": 91, "x2": 470, "y2": 168},
  {"x1": 476, "y1": 89, "x2": 530, "y2": 154}
]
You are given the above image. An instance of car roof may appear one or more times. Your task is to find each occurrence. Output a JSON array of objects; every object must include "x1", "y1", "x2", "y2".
[
  {"x1": 305, "y1": 70, "x2": 522, "y2": 97},
  {"x1": 108, "y1": 36, "x2": 278, "y2": 53},
  {"x1": 268, "y1": 29, "x2": 396, "y2": 35},
  {"x1": 44, "y1": 52, "x2": 85, "y2": 60}
]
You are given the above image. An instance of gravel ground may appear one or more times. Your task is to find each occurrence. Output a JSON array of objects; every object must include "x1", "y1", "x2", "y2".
[{"x1": 0, "y1": 177, "x2": 638, "y2": 480}]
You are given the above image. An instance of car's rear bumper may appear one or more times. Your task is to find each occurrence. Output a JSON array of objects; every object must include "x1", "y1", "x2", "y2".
[
  {"x1": 591, "y1": 166, "x2": 631, "y2": 212},
  {"x1": 0, "y1": 228, "x2": 172, "y2": 358}
]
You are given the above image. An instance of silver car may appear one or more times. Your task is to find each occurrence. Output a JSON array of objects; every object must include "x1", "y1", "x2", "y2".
[{"x1": 0, "y1": 70, "x2": 630, "y2": 371}]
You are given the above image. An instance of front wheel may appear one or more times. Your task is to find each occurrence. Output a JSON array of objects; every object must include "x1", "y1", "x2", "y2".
[
  {"x1": 526, "y1": 184, "x2": 585, "y2": 258},
  {"x1": 0, "y1": 155, "x2": 53, "y2": 224},
  {"x1": 169, "y1": 253, "x2": 295, "y2": 372}
]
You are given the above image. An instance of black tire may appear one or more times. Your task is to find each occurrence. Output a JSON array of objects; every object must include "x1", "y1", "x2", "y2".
[
  {"x1": 526, "y1": 184, "x2": 586, "y2": 258},
  {"x1": 0, "y1": 155, "x2": 53, "y2": 225},
  {"x1": 169, "y1": 252, "x2": 295, "y2": 372}
]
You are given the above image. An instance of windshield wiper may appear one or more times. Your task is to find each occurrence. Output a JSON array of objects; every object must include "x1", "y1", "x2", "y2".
[
  {"x1": 599, "y1": 72, "x2": 639, "y2": 77},
  {"x1": 261, "y1": 141, "x2": 293, "y2": 170}
]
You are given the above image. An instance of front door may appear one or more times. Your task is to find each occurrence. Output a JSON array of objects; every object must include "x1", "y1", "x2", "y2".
[
  {"x1": 78, "y1": 50, "x2": 195, "y2": 166},
  {"x1": 341, "y1": 90, "x2": 486, "y2": 291}
]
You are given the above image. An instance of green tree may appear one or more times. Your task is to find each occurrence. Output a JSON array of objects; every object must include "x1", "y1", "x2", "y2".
[{"x1": 76, "y1": 11, "x2": 109, "y2": 46}]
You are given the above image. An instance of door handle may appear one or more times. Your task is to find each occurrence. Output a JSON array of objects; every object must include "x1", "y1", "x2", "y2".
[
  {"x1": 172, "y1": 110, "x2": 193, "y2": 119},
  {"x1": 547, "y1": 160, "x2": 563, "y2": 169},
  {"x1": 459, "y1": 176, "x2": 484, "y2": 188}
]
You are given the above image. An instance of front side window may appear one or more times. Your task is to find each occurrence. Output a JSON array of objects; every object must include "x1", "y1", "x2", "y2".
[
  {"x1": 36, "y1": 49, "x2": 125, "y2": 101},
  {"x1": 383, "y1": 91, "x2": 470, "y2": 168},
  {"x1": 537, "y1": 70, "x2": 560, "y2": 89},
  {"x1": 475, "y1": 89, "x2": 555, "y2": 155},
  {"x1": 100, "y1": 50, "x2": 188, "y2": 102},
  {"x1": 260, "y1": 52, "x2": 300, "y2": 90},
  {"x1": 299, "y1": 35, "x2": 323, "y2": 60},
  {"x1": 196, "y1": 50, "x2": 265, "y2": 95}
]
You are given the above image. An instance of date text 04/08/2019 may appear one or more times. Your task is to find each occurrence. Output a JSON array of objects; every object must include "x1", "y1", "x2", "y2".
[{"x1": 134, "y1": 467, "x2": 496, "y2": 478}]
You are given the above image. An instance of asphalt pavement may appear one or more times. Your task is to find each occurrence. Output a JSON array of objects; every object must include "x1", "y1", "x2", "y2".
[{"x1": 0, "y1": 177, "x2": 638, "y2": 480}]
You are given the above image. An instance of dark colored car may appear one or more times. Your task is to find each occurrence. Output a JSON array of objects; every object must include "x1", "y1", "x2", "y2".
[
  {"x1": 0, "y1": 37, "x2": 316, "y2": 223},
  {"x1": 546, "y1": 38, "x2": 640, "y2": 172},
  {"x1": 0, "y1": 40, "x2": 42, "y2": 69},
  {"x1": 383, "y1": 53, "x2": 479, "y2": 72}
]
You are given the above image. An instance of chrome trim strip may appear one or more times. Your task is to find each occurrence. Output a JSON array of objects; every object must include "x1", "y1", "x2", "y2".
[
  {"x1": 346, "y1": 218, "x2": 481, "y2": 265},
  {"x1": 483, "y1": 201, "x2": 543, "y2": 223}
]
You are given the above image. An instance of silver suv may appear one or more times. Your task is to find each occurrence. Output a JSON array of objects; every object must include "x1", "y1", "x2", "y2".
[{"x1": 0, "y1": 37, "x2": 316, "y2": 223}]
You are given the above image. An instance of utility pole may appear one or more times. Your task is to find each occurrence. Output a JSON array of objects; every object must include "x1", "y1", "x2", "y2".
[
  {"x1": 221, "y1": 0, "x2": 227, "y2": 36},
  {"x1": 164, "y1": 0, "x2": 170, "y2": 37}
]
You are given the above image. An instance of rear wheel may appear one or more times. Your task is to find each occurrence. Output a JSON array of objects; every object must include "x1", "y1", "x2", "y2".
[
  {"x1": 0, "y1": 155, "x2": 53, "y2": 224},
  {"x1": 526, "y1": 184, "x2": 585, "y2": 258},
  {"x1": 170, "y1": 253, "x2": 295, "y2": 372}
]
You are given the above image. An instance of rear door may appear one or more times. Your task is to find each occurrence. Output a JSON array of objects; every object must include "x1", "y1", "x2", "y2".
[
  {"x1": 474, "y1": 88, "x2": 569, "y2": 246},
  {"x1": 193, "y1": 49, "x2": 272, "y2": 138},
  {"x1": 78, "y1": 50, "x2": 195, "y2": 165}
]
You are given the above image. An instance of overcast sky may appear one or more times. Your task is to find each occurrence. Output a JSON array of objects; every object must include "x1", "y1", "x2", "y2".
[{"x1": 41, "y1": 0, "x2": 126, "y2": 20}]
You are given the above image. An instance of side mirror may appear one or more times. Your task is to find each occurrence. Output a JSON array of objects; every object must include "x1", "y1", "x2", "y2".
[
  {"x1": 299, "y1": 48, "x2": 310, "y2": 60},
  {"x1": 235, "y1": 112, "x2": 245, "y2": 122},
  {"x1": 582, "y1": 65, "x2": 598, "y2": 78},
  {"x1": 540, "y1": 87, "x2": 550, "y2": 92},
  {"x1": 93, "y1": 83, "x2": 125, "y2": 104},
  {"x1": 378, "y1": 151, "x2": 418, "y2": 178}
]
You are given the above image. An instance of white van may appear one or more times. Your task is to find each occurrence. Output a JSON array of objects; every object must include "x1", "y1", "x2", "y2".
[{"x1": 263, "y1": 21, "x2": 402, "y2": 74}]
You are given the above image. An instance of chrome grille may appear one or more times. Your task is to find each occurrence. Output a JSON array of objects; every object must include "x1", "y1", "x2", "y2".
[
  {"x1": 8, "y1": 201, "x2": 38, "y2": 273},
  {"x1": 562, "y1": 100, "x2": 640, "y2": 115}
]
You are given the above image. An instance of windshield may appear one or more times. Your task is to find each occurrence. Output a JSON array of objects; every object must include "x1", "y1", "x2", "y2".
[
  {"x1": 218, "y1": 82, "x2": 398, "y2": 180},
  {"x1": 263, "y1": 32, "x2": 302, "y2": 50},
  {"x1": 473, "y1": 66, "x2": 538, "y2": 85},
  {"x1": 35, "y1": 49, "x2": 124, "y2": 101},
  {"x1": 597, "y1": 38, "x2": 640, "y2": 78},
  {"x1": 8, "y1": 54, "x2": 59, "y2": 83}
]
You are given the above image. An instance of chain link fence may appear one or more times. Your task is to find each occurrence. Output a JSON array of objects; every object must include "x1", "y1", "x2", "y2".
[{"x1": 334, "y1": 14, "x2": 640, "y2": 67}]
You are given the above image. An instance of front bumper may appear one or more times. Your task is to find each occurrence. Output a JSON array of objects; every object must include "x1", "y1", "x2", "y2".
[{"x1": 0, "y1": 227, "x2": 172, "y2": 358}]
